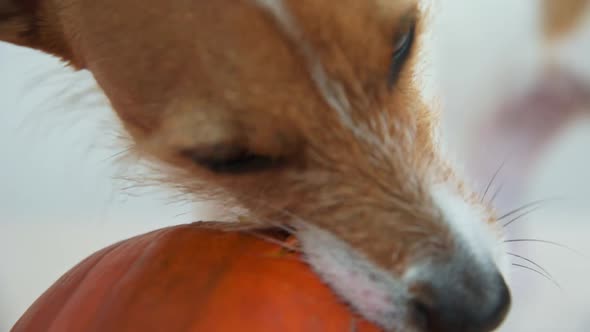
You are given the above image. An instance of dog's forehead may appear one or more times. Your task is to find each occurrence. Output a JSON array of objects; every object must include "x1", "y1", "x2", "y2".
[
  {"x1": 253, "y1": 0, "x2": 417, "y2": 31},
  {"x1": 254, "y1": 0, "x2": 416, "y2": 16}
]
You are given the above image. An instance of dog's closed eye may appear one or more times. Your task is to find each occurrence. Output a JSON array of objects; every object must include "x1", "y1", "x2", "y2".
[{"x1": 180, "y1": 145, "x2": 284, "y2": 174}]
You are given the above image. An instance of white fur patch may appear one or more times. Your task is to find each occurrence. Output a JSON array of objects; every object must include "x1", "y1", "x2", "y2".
[
  {"x1": 252, "y1": 0, "x2": 298, "y2": 35},
  {"x1": 297, "y1": 225, "x2": 408, "y2": 331},
  {"x1": 253, "y1": 0, "x2": 352, "y2": 113},
  {"x1": 430, "y1": 183, "x2": 510, "y2": 276}
]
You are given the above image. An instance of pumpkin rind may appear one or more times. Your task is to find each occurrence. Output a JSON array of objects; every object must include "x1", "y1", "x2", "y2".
[{"x1": 12, "y1": 224, "x2": 381, "y2": 332}]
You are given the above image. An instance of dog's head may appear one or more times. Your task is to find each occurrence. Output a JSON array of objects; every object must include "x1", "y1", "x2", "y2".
[{"x1": 1, "y1": 0, "x2": 511, "y2": 330}]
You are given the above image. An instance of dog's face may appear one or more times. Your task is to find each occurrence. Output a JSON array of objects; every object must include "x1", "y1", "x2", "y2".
[{"x1": 1, "y1": 0, "x2": 511, "y2": 330}]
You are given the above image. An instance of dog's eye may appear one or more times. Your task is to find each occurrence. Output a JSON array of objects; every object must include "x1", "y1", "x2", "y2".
[
  {"x1": 181, "y1": 145, "x2": 282, "y2": 174},
  {"x1": 389, "y1": 22, "x2": 416, "y2": 86}
]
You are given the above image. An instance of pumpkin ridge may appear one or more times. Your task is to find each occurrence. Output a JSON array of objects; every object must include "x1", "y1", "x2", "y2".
[
  {"x1": 184, "y1": 230, "x2": 259, "y2": 329},
  {"x1": 47, "y1": 242, "x2": 124, "y2": 332},
  {"x1": 11, "y1": 243, "x2": 122, "y2": 332},
  {"x1": 89, "y1": 227, "x2": 183, "y2": 331},
  {"x1": 12, "y1": 224, "x2": 382, "y2": 332}
]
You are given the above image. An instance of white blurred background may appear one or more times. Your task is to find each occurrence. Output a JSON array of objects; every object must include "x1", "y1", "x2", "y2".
[{"x1": 2, "y1": 0, "x2": 590, "y2": 331}]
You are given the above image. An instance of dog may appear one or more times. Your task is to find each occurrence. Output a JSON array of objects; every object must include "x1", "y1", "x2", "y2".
[{"x1": 0, "y1": 1, "x2": 512, "y2": 331}]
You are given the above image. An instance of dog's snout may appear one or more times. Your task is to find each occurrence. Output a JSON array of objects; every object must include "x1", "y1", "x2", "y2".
[{"x1": 409, "y1": 272, "x2": 511, "y2": 332}]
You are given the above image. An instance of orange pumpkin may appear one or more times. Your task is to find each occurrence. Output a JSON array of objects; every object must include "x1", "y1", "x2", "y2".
[{"x1": 12, "y1": 223, "x2": 381, "y2": 332}]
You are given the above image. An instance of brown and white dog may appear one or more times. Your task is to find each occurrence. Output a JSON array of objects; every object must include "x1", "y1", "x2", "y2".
[{"x1": 0, "y1": 1, "x2": 512, "y2": 331}]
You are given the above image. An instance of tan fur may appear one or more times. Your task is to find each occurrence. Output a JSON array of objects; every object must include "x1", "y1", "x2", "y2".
[
  {"x1": 543, "y1": 0, "x2": 590, "y2": 41},
  {"x1": 0, "y1": 1, "x2": 508, "y2": 329},
  {"x1": 1, "y1": 0, "x2": 460, "y2": 270}
]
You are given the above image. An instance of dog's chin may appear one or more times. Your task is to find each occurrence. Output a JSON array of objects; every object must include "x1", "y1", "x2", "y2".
[
  {"x1": 294, "y1": 225, "x2": 408, "y2": 331},
  {"x1": 294, "y1": 217, "x2": 510, "y2": 332}
]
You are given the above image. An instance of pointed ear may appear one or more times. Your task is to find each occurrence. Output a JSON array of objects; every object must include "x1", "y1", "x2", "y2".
[{"x1": 0, "y1": 0, "x2": 74, "y2": 62}]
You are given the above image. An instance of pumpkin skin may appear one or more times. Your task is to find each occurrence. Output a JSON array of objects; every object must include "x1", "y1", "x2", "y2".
[{"x1": 12, "y1": 223, "x2": 381, "y2": 332}]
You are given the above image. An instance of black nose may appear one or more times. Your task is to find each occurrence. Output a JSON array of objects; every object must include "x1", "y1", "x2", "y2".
[{"x1": 410, "y1": 273, "x2": 511, "y2": 332}]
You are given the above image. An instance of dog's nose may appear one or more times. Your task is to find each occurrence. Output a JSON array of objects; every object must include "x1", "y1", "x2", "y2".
[{"x1": 410, "y1": 272, "x2": 511, "y2": 332}]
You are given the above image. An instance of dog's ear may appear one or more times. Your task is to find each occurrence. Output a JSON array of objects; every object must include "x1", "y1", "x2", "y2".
[
  {"x1": 0, "y1": 0, "x2": 74, "y2": 62},
  {"x1": 0, "y1": 1, "x2": 40, "y2": 47}
]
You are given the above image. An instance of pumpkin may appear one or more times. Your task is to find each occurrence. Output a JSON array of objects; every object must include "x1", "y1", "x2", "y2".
[{"x1": 12, "y1": 223, "x2": 381, "y2": 332}]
